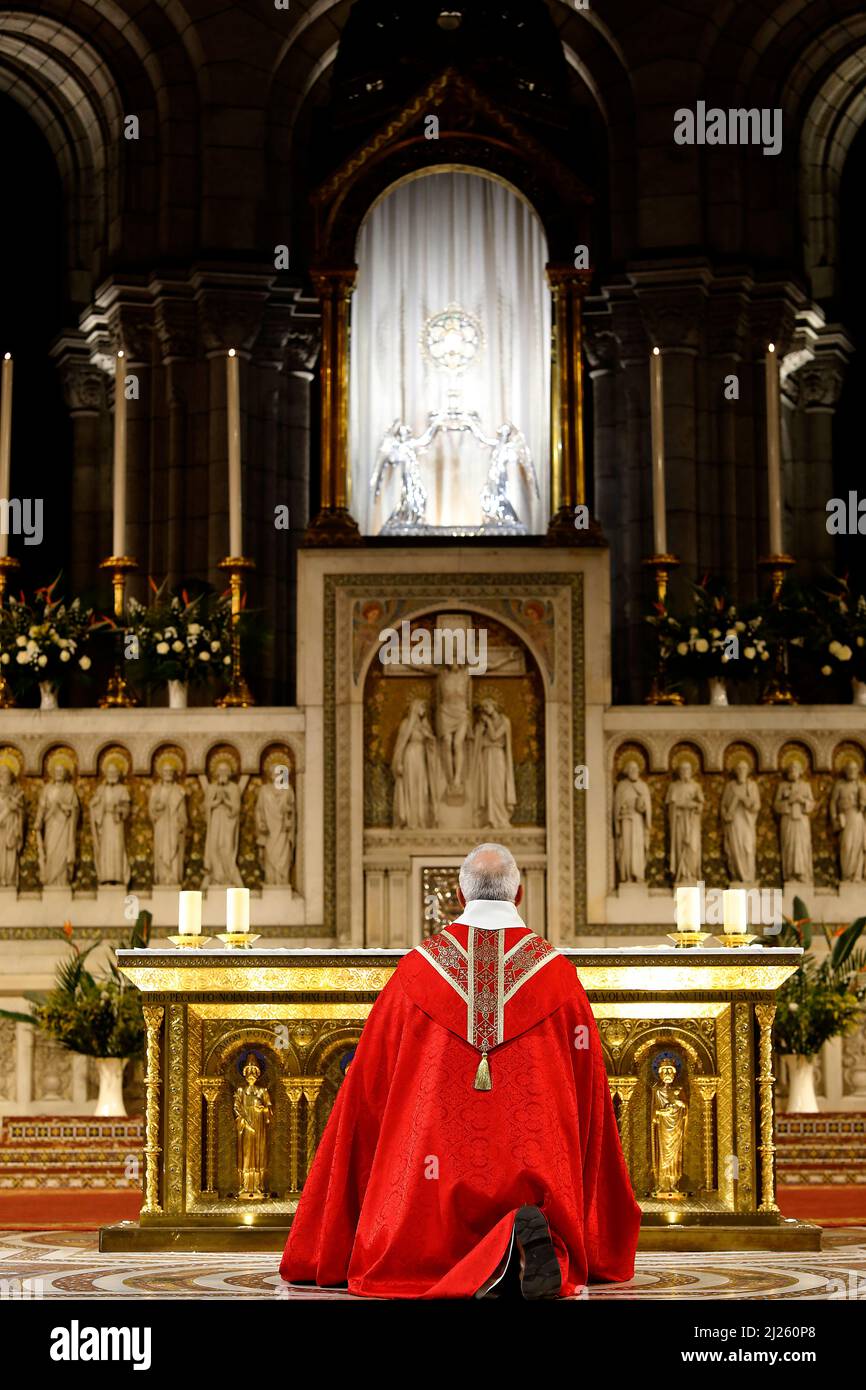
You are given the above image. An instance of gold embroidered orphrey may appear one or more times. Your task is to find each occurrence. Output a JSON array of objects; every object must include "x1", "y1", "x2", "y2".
[{"x1": 416, "y1": 927, "x2": 557, "y2": 1089}]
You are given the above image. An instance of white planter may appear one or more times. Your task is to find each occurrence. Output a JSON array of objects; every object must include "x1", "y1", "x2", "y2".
[
  {"x1": 852, "y1": 678, "x2": 866, "y2": 707},
  {"x1": 786, "y1": 1055, "x2": 819, "y2": 1114},
  {"x1": 39, "y1": 680, "x2": 59, "y2": 711},
  {"x1": 168, "y1": 679, "x2": 188, "y2": 709},
  {"x1": 94, "y1": 1057, "x2": 127, "y2": 1117},
  {"x1": 707, "y1": 677, "x2": 729, "y2": 706}
]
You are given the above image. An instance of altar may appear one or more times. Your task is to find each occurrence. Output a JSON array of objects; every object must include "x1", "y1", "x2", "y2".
[{"x1": 100, "y1": 942, "x2": 820, "y2": 1255}]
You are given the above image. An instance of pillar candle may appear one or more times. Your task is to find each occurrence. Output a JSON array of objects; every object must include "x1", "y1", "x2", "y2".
[
  {"x1": 112, "y1": 350, "x2": 127, "y2": 557},
  {"x1": 765, "y1": 343, "x2": 783, "y2": 556},
  {"x1": 722, "y1": 888, "x2": 748, "y2": 933},
  {"x1": 675, "y1": 885, "x2": 701, "y2": 931},
  {"x1": 178, "y1": 890, "x2": 202, "y2": 936},
  {"x1": 649, "y1": 347, "x2": 667, "y2": 555},
  {"x1": 0, "y1": 353, "x2": 13, "y2": 560},
  {"x1": 226, "y1": 886, "x2": 249, "y2": 933},
  {"x1": 226, "y1": 349, "x2": 242, "y2": 556}
]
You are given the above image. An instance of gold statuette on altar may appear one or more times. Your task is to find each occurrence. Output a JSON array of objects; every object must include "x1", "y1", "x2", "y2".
[
  {"x1": 650, "y1": 1060, "x2": 688, "y2": 1200},
  {"x1": 234, "y1": 1057, "x2": 273, "y2": 1201}
]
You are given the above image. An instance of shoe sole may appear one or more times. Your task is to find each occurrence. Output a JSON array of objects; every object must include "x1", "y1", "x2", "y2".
[{"x1": 515, "y1": 1205, "x2": 561, "y2": 1300}]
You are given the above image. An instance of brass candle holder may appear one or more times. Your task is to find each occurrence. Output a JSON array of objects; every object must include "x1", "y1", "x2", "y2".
[
  {"x1": 0, "y1": 554, "x2": 20, "y2": 708},
  {"x1": 98, "y1": 555, "x2": 139, "y2": 708},
  {"x1": 758, "y1": 553, "x2": 797, "y2": 706},
  {"x1": 167, "y1": 935, "x2": 214, "y2": 949},
  {"x1": 713, "y1": 932, "x2": 758, "y2": 949},
  {"x1": 216, "y1": 932, "x2": 261, "y2": 950},
  {"x1": 215, "y1": 555, "x2": 255, "y2": 708},
  {"x1": 644, "y1": 553, "x2": 684, "y2": 706},
  {"x1": 666, "y1": 930, "x2": 712, "y2": 949}
]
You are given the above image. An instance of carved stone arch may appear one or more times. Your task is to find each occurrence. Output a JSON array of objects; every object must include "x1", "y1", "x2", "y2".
[
  {"x1": 313, "y1": 70, "x2": 591, "y2": 267},
  {"x1": 609, "y1": 739, "x2": 652, "y2": 779},
  {"x1": 357, "y1": 600, "x2": 554, "y2": 698}
]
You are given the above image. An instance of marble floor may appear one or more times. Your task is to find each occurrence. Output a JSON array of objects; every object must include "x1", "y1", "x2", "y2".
[{"x1": 0, "y1": 1229, "x2": 864, "y2": 1300}]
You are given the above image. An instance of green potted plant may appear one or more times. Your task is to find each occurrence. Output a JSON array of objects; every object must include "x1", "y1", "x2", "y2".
[
  {"x1": 0, "y1": 576, "x2": 104, "y2": 709},
  {"x1": 767, "y1": 897, "x2": 866, "y2": 1112},
  {"x1": 0, "y1": 912, "x2": 151, "y2": 1116}
]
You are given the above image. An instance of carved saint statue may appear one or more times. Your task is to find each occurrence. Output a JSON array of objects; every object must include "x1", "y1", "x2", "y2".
[
  {"x1": 651, "y1": 1061, "x2": 688, "y2": 1198},
  {"x1": 201, "y1": 761, "x2": 244, "y2": 887},
  {"x1": 233, "y1": 1056, "x2": 273, "y2": 1201},
  {"x1": 470, "y1": 698, "x2": 516, "y2": 829},
  {"x1": 35, "y1": 764, "x2": 79, "y2": 887},
  {"x1": 391, "y1": 699, "x2": 440, "y2": 830},
  {"x1": 665, "y1": 761, "x2": 704, "y2": 884},
  {"x1": 255, "y1": 776, "x2": 296, "y2": 884},
  {"x1": 829, "y1": 759, "x2": 866, "y2": 884},
  {"x1": 614, "y1": 760, "x2": 653, "y2": 884},
  {"x1": 148, "y1": 762, "x2": 188, "y2": 885},
  {"x1": 774, "y1": 759, "x2": 815, "y2": 883},
  {"x1": 90, "y1": 762, "x2": 131, "y2": 886},
  {"x1": 371, "y1": 414, "x2": 442, "y2": 531},
  {"x1": 0, "y1": 765, "x2": 25, "y2": 888},
  {"x1": 720, "y1": 760, "x2": 761, "y2": 883}
]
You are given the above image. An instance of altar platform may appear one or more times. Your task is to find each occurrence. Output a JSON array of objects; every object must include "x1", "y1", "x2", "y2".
[{"x1": 100, "y1": 943, "x2": 821, "y2": 1254}]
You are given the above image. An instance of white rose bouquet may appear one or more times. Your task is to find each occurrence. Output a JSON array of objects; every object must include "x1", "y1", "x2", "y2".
[
  {"x1": 0, "y1": 577, "x2": 103, "y2": 695},
  {"x1": 126, "y1": 583, "x2": 233, "y2": 686}
]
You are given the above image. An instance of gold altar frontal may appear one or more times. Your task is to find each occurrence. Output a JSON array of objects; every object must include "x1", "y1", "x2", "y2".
[{"x1": 100, "y1": 945, "x2": 821, "y2": 1254}]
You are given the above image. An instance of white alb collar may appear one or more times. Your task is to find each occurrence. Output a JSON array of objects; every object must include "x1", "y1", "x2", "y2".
[{"x1": 453, "y1": 899, "x2": 524, "y2": 931}]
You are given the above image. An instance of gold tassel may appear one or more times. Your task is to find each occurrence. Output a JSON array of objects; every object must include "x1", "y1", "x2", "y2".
[{"x1": 474, "y1": 1052, "x2": 492, "y2": 1091}]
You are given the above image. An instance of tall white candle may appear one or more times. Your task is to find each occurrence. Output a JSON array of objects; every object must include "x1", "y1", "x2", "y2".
[
  {"x1": 675, "y1": 885, "x2": 701, "y2": 931},
  {"x1": 765, "y1": 343, "x2": 783, "y2": 556},
  {"x1": 649, "y1": 347, "x2": 667, "y2": 555},
  {"x1": 178, "y1": 890, "x2": 202, "y2": 936},
  {"x1": 112, "y1": 350, "x2": 127, "y2": 557},
  {"x1": 722, "y1": 888, "x2": 748, "y2": 933},
  {"x1": 226, "y1": 349, "x2": 242, "y2": 556},
  {"x1": 0, "y1": 353, "x2": 13, "y2": 561},
  {"x1": 226, "y1": 886, "x2": 249, "y2": 933}
]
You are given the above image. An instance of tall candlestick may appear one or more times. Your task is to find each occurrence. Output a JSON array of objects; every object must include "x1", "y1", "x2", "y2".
[
  {"x1": 178, "y1": 890, "x2": 202, "y2": 936},
  {"x1": 765, "y1": 343, "x2": 783, "y2": 556},
  {"x1": 226, "y1": 886, "x2": 249, "y2": 933},
  {"x1": 675, "y1": 885, "x2": 701, "y2": 931},
  {"x1": 722, "y1": 888, "x2": 748, "y2": 933},
  {"x1": 0, "y1": 354, "x2": 13, "y2": 560},
  {"x1": 112, "y1": 350, "x2": 127, "y2": 557},
  {"x1": 649, "y1": 347, "x2": 667, "y2": 555},
  {"x1": 226, "y1": 349, "x2": 242, "y2": 555}
]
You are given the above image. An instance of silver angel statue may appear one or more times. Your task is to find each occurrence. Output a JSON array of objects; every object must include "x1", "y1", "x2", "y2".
[
  {"x1": 371, "y1": 414, "x2": 442, "y2": 531},
  {"x1": 468, "y1": 420, "x2": 539, "y2": 527}
]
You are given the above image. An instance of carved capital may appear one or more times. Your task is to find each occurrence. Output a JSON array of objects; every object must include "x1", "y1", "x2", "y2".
[{"x1": 54, "y1": 348, "x2": 106, "y2": 416}]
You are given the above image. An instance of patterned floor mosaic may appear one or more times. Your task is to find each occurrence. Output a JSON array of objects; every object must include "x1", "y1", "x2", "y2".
[{"x1": 0, "y1": 1229, "x2": 864, "y2": 1300}]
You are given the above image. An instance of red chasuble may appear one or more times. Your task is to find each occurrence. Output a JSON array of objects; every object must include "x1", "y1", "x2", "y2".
[{"x1": 280, "y1": 913, "x2": 641, "y2": 1299}]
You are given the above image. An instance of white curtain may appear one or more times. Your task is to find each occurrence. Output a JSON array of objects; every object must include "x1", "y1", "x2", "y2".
[{"x1": 350, "y1": 170, "x2": 550, "y2": 534}]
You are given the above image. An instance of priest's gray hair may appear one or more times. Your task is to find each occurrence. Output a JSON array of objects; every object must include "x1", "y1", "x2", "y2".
[{"x1": 459, "y1": 843, "x2": 520, "y2": 902}]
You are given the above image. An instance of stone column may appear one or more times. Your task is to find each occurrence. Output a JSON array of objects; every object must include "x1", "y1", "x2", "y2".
[
  {"x1": 53, "y1": 338, "x2": 107, "y2": 597},
  {"x1": 787, "y1": 327, "x2": 851, "y2": 577}
]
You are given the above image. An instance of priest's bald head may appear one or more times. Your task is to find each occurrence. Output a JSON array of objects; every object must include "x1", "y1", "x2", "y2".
[{"x1": 457, "y1": 843, "x2": 523, "y2": 907}]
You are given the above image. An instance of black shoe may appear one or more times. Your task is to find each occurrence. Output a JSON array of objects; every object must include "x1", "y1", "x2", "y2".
[{"x1": 514, "y1": 1205, "x2": 561, "y2": 1300}]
